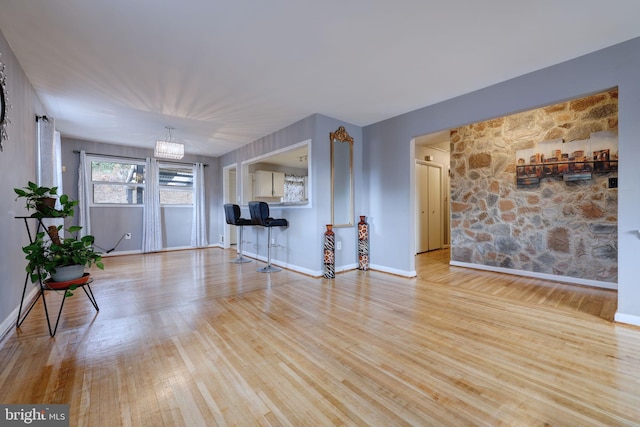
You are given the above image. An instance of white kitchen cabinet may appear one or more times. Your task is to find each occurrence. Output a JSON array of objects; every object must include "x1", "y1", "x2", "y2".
[{"x1": 255, "y1": 170, "x2": 284, "y2": 198}]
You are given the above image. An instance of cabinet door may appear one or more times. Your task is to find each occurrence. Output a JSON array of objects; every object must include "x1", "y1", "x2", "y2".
[
  {"x1": 254, "y1": 170, "x2": 273, "y2": 197},
  {"x1": 272, "y1": 172, "x2": 285, "y2": 197}
]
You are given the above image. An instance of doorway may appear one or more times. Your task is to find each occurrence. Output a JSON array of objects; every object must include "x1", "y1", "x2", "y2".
[
  {"x1": 222, "y1": 164, "x2": 237, "y2": 248},
  {"x1": 413, "y1": 131, "x2": 450, "y2": 255}
]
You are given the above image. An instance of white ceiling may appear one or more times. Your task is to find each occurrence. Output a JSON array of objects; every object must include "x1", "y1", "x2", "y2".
[
  {"x1": 415, "y1": 130, "x2": 450, "y2": 150},
  {"x1": 1, "y1": 0, "x2": 639, "y2": 158}
]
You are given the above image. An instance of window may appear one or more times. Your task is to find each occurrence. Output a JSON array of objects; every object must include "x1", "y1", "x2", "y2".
[
  {"x1": 283, "y1": 174, "x2": 306, "y2": 203},
  {"x1": 159, "y1": 165, "x2": 194, "y2": 205},
  {"x1": 90, "y1": 159, "x2": 145, "y2": 205},
  {"x1": 241, "y1": 139, "x2": 311, "y2": 206}
]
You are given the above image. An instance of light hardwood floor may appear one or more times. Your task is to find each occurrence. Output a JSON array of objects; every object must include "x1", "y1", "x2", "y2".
[{"x1": 1, "y1": 248, "x2": 639, "y2": 426}]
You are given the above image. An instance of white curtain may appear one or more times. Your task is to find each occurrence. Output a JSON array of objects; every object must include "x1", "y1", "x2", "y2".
[
  {"x1": 77, "y1": 150, "x2": 92, "y2": 237},
  {"x1": 38, "y1": 118, "x2": 64, "y2": 230},
  {"x1": 37, "y1": 118, "x2": 59, "y2": 190},
  {"x1": 283, "y1": 174, "x2": 305, "y2": 203},
  {"x1": 142, "y1": 157, "x2": 162, "y2": 252},
  {"x1": 191, "y1": 162, "x2": 208, "y2": 247},
  {"x1": 53, "y1": 131, "x2": 63, "y2": 195}
]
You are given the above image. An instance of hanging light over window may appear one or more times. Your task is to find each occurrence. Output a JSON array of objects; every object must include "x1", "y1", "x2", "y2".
[{"x1": 155, "y1": 126, "x2": 184, "y2": 159}]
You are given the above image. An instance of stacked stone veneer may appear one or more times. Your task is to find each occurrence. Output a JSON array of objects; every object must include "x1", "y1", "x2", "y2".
[{"x1": 450, "y1": 89, "x2": 618, "y2": 283}]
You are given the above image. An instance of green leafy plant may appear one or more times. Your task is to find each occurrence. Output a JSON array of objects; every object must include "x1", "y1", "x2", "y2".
[
  {"x1": 14, "y1": 181, "x2": 77, "y2": 218},
  {"x1": 22, "y1": 225, "x2": 104, "y2": 296}
]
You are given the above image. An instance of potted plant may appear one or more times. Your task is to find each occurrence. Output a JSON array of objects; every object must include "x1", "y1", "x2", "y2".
[
  {"x1": 14, "y1": 181, "x2": 77, "y2": 218},
  {"x1": 22, "y1": 224, "x2": 104, "y2": 296}
]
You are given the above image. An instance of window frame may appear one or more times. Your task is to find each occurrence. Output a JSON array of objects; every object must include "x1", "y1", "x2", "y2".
[
  {"x1": 158, "y1": 162, "x2": 195, "y2": 207},
  {"x1": 240, "y1": 139, "x2": 312, "y2": 207},
  {"x1": 88, "y1": 155, "x2": 146, "y2": 207}
]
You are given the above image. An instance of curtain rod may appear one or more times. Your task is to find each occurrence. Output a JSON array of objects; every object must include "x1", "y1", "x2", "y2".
[{"x1": 72, "y1": 150, "x2": 208, "y2": 167}]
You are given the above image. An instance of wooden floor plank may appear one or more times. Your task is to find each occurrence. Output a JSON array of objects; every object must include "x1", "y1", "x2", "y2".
[{"x1": 1, "y1": 248, "x2": 637, "y2": 426}]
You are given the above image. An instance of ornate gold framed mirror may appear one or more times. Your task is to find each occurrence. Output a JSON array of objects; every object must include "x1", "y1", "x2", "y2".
[{"x1": 330, "y1": 126, "x2": 354, "y2": 227}]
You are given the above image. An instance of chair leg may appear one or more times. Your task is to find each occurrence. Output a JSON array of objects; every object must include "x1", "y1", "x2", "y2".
[
  {"x1": 258, "y1": 226, "x2": 281, "y2": 272},
  {"x1": 231, "y1": 226, "x2": 252, "y2": 263}
]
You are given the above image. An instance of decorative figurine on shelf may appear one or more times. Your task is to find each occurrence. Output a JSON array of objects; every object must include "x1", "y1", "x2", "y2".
[
  {"x1": 358, "y1": 215, "x2": 369, "y2": 270},
  {"x1": 323, "y1": 224, "x2": 335, "y2": 279}
]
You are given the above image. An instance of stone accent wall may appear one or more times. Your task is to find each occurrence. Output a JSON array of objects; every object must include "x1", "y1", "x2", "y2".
[{"x1": 450, "y1": 89, "x2": 618, "y2": 283}]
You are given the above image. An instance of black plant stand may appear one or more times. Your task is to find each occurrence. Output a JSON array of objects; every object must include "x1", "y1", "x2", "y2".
[{"x1": 15, "y1": 217, "x2": 99, "y2": 337}]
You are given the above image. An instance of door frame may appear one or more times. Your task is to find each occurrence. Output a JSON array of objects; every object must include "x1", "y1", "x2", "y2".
[{"x1": 222, "y1": 163, "x2": 237, "y2": 249}]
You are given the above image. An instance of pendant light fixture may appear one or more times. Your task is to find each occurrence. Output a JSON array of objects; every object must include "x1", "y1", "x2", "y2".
[{"x1": 154, "y1": 126, "x2": 184, "y2": 159}]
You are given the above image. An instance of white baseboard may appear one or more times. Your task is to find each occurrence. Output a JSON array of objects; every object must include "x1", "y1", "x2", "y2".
[
  {"x1": 336, "y1": 263, "x2": 358, "y2": 273},
  {"x1": 449, "y1": 261, "x2": 617, "y2": 290},
  {"x1": 614, "y1": 312, "x2": 640, "y2": 327},
  {"x1": 242, "y1": 250, "x2": 323, "y2": 277},
  {"x1": 369, "y1": 263, "x2": 417, "y2": 278},
  {"x1": 0, "y1": 285, "x2": 39, "y2": 342},
  {"x1": 104, "y1": 244, "x2": 223, "y2": 257},
  {"x1": 102, "y1": 249, "x2": 142, "y2": 257}
]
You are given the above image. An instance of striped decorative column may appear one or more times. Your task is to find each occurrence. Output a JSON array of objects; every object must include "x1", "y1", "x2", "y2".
[
  {"x1": 358, "y1": 216, "x2": 369, "y2": 270},
  {"x1": 323, "y1": 224, "x2": 335, "y2": 279}
]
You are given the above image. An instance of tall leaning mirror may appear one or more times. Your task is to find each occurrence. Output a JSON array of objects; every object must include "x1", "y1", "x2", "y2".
[{"x1": 330, "y1": 126, "x2": 354, "y2": 227}]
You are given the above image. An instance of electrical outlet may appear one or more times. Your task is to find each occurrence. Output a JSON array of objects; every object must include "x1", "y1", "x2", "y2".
[
  {"x1": 336, "y1": 241, "x2": 342, "y2": 250},
  {"x1": 220, "y1": 234, "x2": 224, "y2": 243},
  {"x1": 271, "y1": 238, "x2": 275, "y2": 245},
  {"x1": 125, "y1": 233, "x2": 132, "y2": 240}
]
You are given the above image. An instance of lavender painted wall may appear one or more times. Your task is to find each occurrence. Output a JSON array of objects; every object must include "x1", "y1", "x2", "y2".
[
  {"x1": 60, "y1": 137, "x2": 220, "y2": 252},
  {"x1": 363, "y1": 37, "x2": 640, "y2": 321},
  {"x1": 0, "y1": 29, "x2": 48, "y2": 334},
  {"x1": 220, "y1": 114, "x2": 363, "y2": 274},
  {"x1": 4, "y1": 24, "x2": 640, "y2": 328}
]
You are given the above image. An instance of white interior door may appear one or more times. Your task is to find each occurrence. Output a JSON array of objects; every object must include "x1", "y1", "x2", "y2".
[{"x1": 416, "y1": 162, "x2": 443, "y2": 253}]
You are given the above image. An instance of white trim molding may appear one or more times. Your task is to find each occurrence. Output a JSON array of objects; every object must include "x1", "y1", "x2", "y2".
[
  {"x1": 243, "y1": 250, "x2": 323, "y2": 277},
  {"x1": 450, "y1": 261, "x2": 617, "y2": 290},
  {"x1": 370, "y1": 264, "x2": 417, "y2": 278},
  {"x1": 0, "y1": 285, "x2": 39, "y2": 341},
  {"x1": 614, "y1": 312, "x2": 640, "y2": 327}
]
